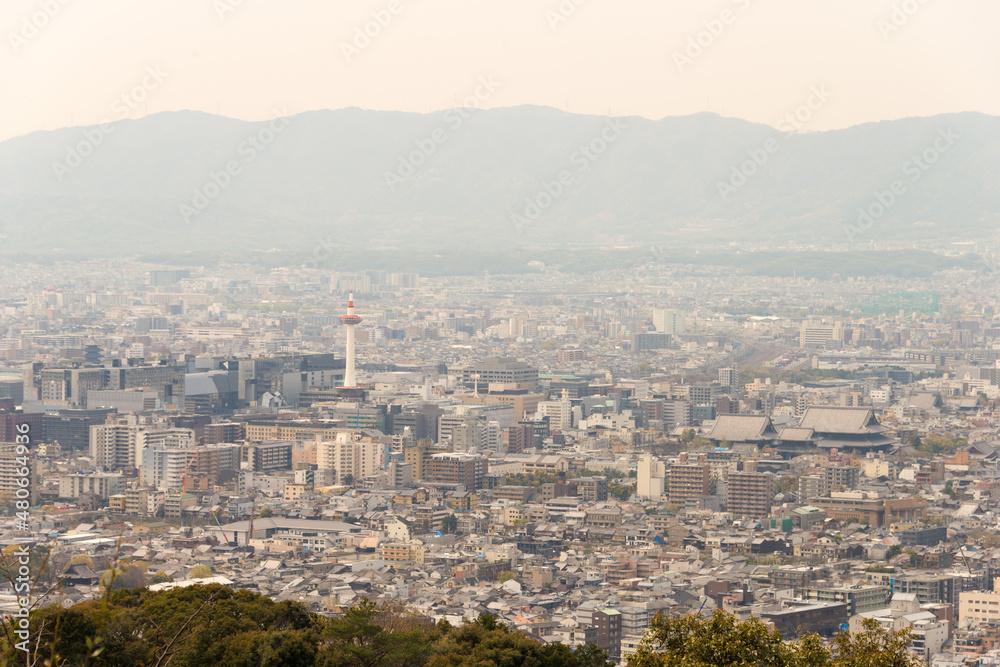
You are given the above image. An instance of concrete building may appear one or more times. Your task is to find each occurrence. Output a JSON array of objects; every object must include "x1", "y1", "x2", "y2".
[
  {"x1": 247, "y1": 441, "x2": 294, "y2": 472},
  {"x1": 637, "y1": 453, "x2": 666, "y2": 501},
  {"x1": 453, "y1": 358, "x2": 539, "y2": 390},
  {"x1": 727, "y1": 465, "x2": 773, "y2": 518},
  {"x1": 668, "y1": 462, "x2": 711, "y2": 507},
  {"x1": 316, "y1": 434, "x2": 385, "y2": 484},
  {"x1": 593, "y1": 608, "x2": 623, "y2": 662},
  {"x1": 652, "y1": 309, "x2": 684, "y2": 335},
  {"x1": 959, "y1": 580, "x2": 1000, "y2": 627},
  {"x1": 426, "y1": 453, "x2": 485, "y2": 489},
  {"x1": 58, "y1": 472, "x2": 126, "y2": 500}
]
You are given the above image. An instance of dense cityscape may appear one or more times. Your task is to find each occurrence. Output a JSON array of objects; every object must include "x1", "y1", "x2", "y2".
[{"x1": 0, "y1": 254, "x2": 998, "y2": 664}]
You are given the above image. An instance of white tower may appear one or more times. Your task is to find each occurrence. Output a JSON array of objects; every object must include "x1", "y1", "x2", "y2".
[{"x1": 339, "y1": 291, "x2": 363, "y2": 387}]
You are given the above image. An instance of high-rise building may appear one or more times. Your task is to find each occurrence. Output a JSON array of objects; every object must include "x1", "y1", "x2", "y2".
[
  {"x1": 0, "y1": 442, "x2": 41, "y2": 504},
  {"x1": 668, "y1": 463, "x2": 711, "y2": 506},
  {"x1": 426, "y1": 452, "x2": 484, "y2": 489},
  {"x1": 535, "y1": 396, "x2": 573, "y2": 430},
  {"x1": 719, "y1": 367, "x2": 739, "y2": 391},
  {"x1": 593, "y1": 609, "x2": 623, "y2": 662},
  {"x1": 404, "y1": 441, "x2": 433, "y2": 482},
  {"x1": 89, "y1": 416, "x2": 194, "y2": 471},
  {"x1": 247, "y1": 441, "x2": 294, "y2": 472},
  {"x1": 506, "y1": 423, "x2": 536, "y2": 453},
  {"x1": 652, "y1": 309, "x2": 685, "y2": 335},
  {"x1": 316, "y1": 434, "x2": 385, "y2": 484},
  {"x1": 727, "y1": 463, "x2": 773, "y2": 518},
  {"x1": 637, "y1": 453, "x2": 666, "y2": 501},
  {"x1": 438, "y1": 413, "x2": 483, "y2": 452}
]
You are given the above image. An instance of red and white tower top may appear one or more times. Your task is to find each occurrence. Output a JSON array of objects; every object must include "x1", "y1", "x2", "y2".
[{"x1": 339, "y1": 291, "x2": 363, "y2": 326}]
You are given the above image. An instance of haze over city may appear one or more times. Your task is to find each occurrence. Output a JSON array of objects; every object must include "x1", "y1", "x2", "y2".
[{"x1": 1, "y1": 2, "x2": 1000, "y2": 666}]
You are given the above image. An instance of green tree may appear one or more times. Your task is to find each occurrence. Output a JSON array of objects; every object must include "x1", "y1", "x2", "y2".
[
  {"x1": 830, "y1": 617, "x2": 923, "y2": 667},
  {"x1": 343, "y1": 474, "x2": 355, "y2": 486},
  {"x1": 151, "y1": 571, "x2": 173, "y2": 584},
  {"x1": 774, "y1": 475, "x2": 797, "y2": 495},
  {"x1": 497, "y1": 571, "x2": 517, "y2": 583},
  {"x1": 441, "y1": 514, "x2": 458, "y2": 534},
  {"x1": 428, "y1": 617, "x2": 576, "y2": 667},
  {"x1": 318, "y1": 598, "x2": 431, "y2": 667},
  {"x1": 629, "y1": 610, "x2": 800, "y2": 667},
  {"x1": 574, "y1": 642, "x2": 616, "y2": 667},
  {"x1": 628, "y1": 609, "x2": 925, "y2": 667},
  {"x1": 190, "y1": 564, "x2": 213, "y2": 579},
  {"x1": 99, "y1": 562, "x2": 148, "y2": 593}
]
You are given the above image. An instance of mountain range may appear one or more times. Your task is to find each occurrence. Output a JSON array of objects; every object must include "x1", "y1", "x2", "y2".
[{"x1": 0, "y1": 106, "x2": 997, "y2": 260}]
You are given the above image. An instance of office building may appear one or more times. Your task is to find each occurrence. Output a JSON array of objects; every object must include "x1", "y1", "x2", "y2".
[
  {"x1": 453, "y1": 358, "x2": 539, "y2": 390},
  {"x1": 652, "y1": 309, "x2": 684, "y2": 335}
]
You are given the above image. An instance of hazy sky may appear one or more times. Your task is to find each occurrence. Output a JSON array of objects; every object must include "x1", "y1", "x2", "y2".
[{"x1": 3, "y1": 0, "x2": 998, "y2": 141}]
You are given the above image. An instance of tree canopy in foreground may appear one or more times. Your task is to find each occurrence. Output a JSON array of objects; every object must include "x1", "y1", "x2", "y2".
[{"x1": 0, "y1": 585, "x2": 925, "y2": 667}]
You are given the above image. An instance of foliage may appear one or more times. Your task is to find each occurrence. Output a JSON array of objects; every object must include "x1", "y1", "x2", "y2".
[
  {"x1": 628, "y1": 610, "x2": 924, "y2": 667},
  {"x1": 99, "y1": 562, "x2": 148, "y2": 593},
  {"x1": 968, "y1": 529, "x2": 1000, "y2": 549},
  {"x1": 830, "y1": 617, "x2": 923, "y2": 667},
  {"x1": 151, "y1": 571, "x2": 173, "y2": 584},
  {"x1": 497, "y1": 571, "x2": 517, "y2": 583},
  {"x1": 913, "y1": 433, "x2": 966, "y2": 455},
  {"x1": 575, "y1": 468, "x2": 630, "y2": 481},
  {"x1": 774, "y1": 475, "x2": 797, "y2": 495},
  {"x1": 440, "y1": 515, "x2": 458, "y2": 534},
  {"x1": 319, "y1": 598, "x2": 432, "y2": 667},
  {"x1": 190, "y1": 564, "x2": 213, "y2": 579},
  {"x1": 70, "y1": 554, "x2": 95, "y2": 568},
  {"x1": 574, "y1": 642, "x2": 616, "y2": 667},
  {"x1": 5, "y1": 587, "x2": 615, "y2": 667},
  {"x1": 609, "y1": 482, "x2": 633, "y2": 501},
  {"x1": 504, "y1": 471, "x2": 561, "y2": 487}
]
